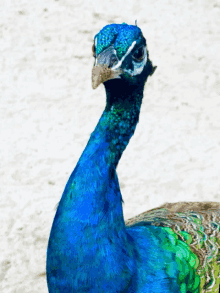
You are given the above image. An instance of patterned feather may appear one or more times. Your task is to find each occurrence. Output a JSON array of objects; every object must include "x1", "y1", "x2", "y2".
[
  {"x1": 126, "y1": 202, "x2": 220, "y2": 292},
  {"x1": 46, "y1": 23, "x2": 220, "y2": 293}
]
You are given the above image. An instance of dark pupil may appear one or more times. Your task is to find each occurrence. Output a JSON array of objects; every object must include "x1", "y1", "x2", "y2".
[{"x1": 134, "y1": 47, "x2": 143, "y2": 60}]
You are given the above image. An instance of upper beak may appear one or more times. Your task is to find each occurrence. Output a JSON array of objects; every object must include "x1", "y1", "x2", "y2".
[{"x1": 92, "y1": 46, "x2": 122, "y2": 89}]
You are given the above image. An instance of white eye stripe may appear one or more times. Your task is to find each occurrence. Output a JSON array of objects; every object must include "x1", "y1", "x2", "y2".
[
  {"x1": 112, "y1": 41, "x2": 136, "y2": 70},
  {"x1": 110, "y1": 41, "x2": 147, "y2": 77}
]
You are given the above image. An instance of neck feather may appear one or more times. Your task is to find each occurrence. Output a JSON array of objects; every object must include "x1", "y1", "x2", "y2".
[
  {"x1": 103, "y1": 79, "x2": 145, "y2": 166},
  {"x1": 58, "y1": 80, "x2": 144, "y2": 224},
  {"x1": 47, "y1": 80, "x2": 145, "y2": 291}
]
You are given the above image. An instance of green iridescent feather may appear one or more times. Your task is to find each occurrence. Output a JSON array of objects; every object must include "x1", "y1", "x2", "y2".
[{"x1": 126, "y1": 202, "x2": 220, "y2": 292}]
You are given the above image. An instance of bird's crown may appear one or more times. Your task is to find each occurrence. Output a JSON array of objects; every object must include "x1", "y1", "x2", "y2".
[{"x1": 94, "y1": 23, "x2": 144, "y2": 59}]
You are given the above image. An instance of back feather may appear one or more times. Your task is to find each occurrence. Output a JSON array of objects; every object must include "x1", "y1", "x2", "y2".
[{"x1": 126, "y1": 202, "x2": 220, "y2": 292}]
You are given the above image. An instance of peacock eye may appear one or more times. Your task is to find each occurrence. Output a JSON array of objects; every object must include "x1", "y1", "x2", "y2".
[
  {"x1": 132, "y1": 46, "x2": 145, "y2": 62},
  {"x1": 92, "y1": 44, "x2": 96, "y2": 57}
]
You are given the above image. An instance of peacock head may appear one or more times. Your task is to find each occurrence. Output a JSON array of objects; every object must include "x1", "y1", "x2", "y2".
[{"x1": 92, "y1": 23, "x2": 156, "y2": 90}]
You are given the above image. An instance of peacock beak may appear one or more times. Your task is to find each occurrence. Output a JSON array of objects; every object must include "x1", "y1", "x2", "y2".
[
  {"x1": 92, "y1": 46, "x2": 122, "y2": 89},
  {"x1": 92, "y1": 65, "x2": 122, "y2": 89}
]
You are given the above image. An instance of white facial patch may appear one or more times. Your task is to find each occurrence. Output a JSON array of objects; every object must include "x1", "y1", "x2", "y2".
[
  {"x1": 124, "y1": 46, "x2": 147, "y2": 76},
  {"x1": 112, "y1": 42, "x2": 147, "y2": 76}
]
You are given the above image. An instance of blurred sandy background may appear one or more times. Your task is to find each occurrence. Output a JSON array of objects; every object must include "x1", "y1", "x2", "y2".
[{"x1": 1, "y1": 0, "x2": 220, "y2": 292}]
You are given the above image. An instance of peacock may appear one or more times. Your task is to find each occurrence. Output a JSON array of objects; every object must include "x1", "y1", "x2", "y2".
[{"x1": 46, "y1": 23, "x2": 220, "y2": 293}]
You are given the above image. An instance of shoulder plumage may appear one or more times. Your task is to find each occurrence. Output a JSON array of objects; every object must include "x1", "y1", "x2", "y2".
[{"x1": 126, "y1": 202, "x2": 220, "y2": 292}]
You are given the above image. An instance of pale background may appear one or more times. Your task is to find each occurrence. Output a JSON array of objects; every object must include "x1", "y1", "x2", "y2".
[{"x1": 1, "y1": 0, "x2": 220, "y2": 292}]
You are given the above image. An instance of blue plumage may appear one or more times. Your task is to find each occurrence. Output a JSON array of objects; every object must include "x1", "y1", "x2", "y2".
[
  {"x1": 47, "y1": 23, "x2": 220, "y2": 292},
  {"x1": 95, "y1": 23, "x2": 142, "y2": 58}
]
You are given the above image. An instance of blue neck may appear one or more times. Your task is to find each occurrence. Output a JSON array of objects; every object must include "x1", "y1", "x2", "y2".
[
  {"x1": 47, "y1": 82, "x2": 145, "y2": 291},
  {"x1": 59, "y1": 90, "x2": 143, "y2": 227},
  {"x1": 58, "y1": 80, "x2": 144, "y2": 224}
]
